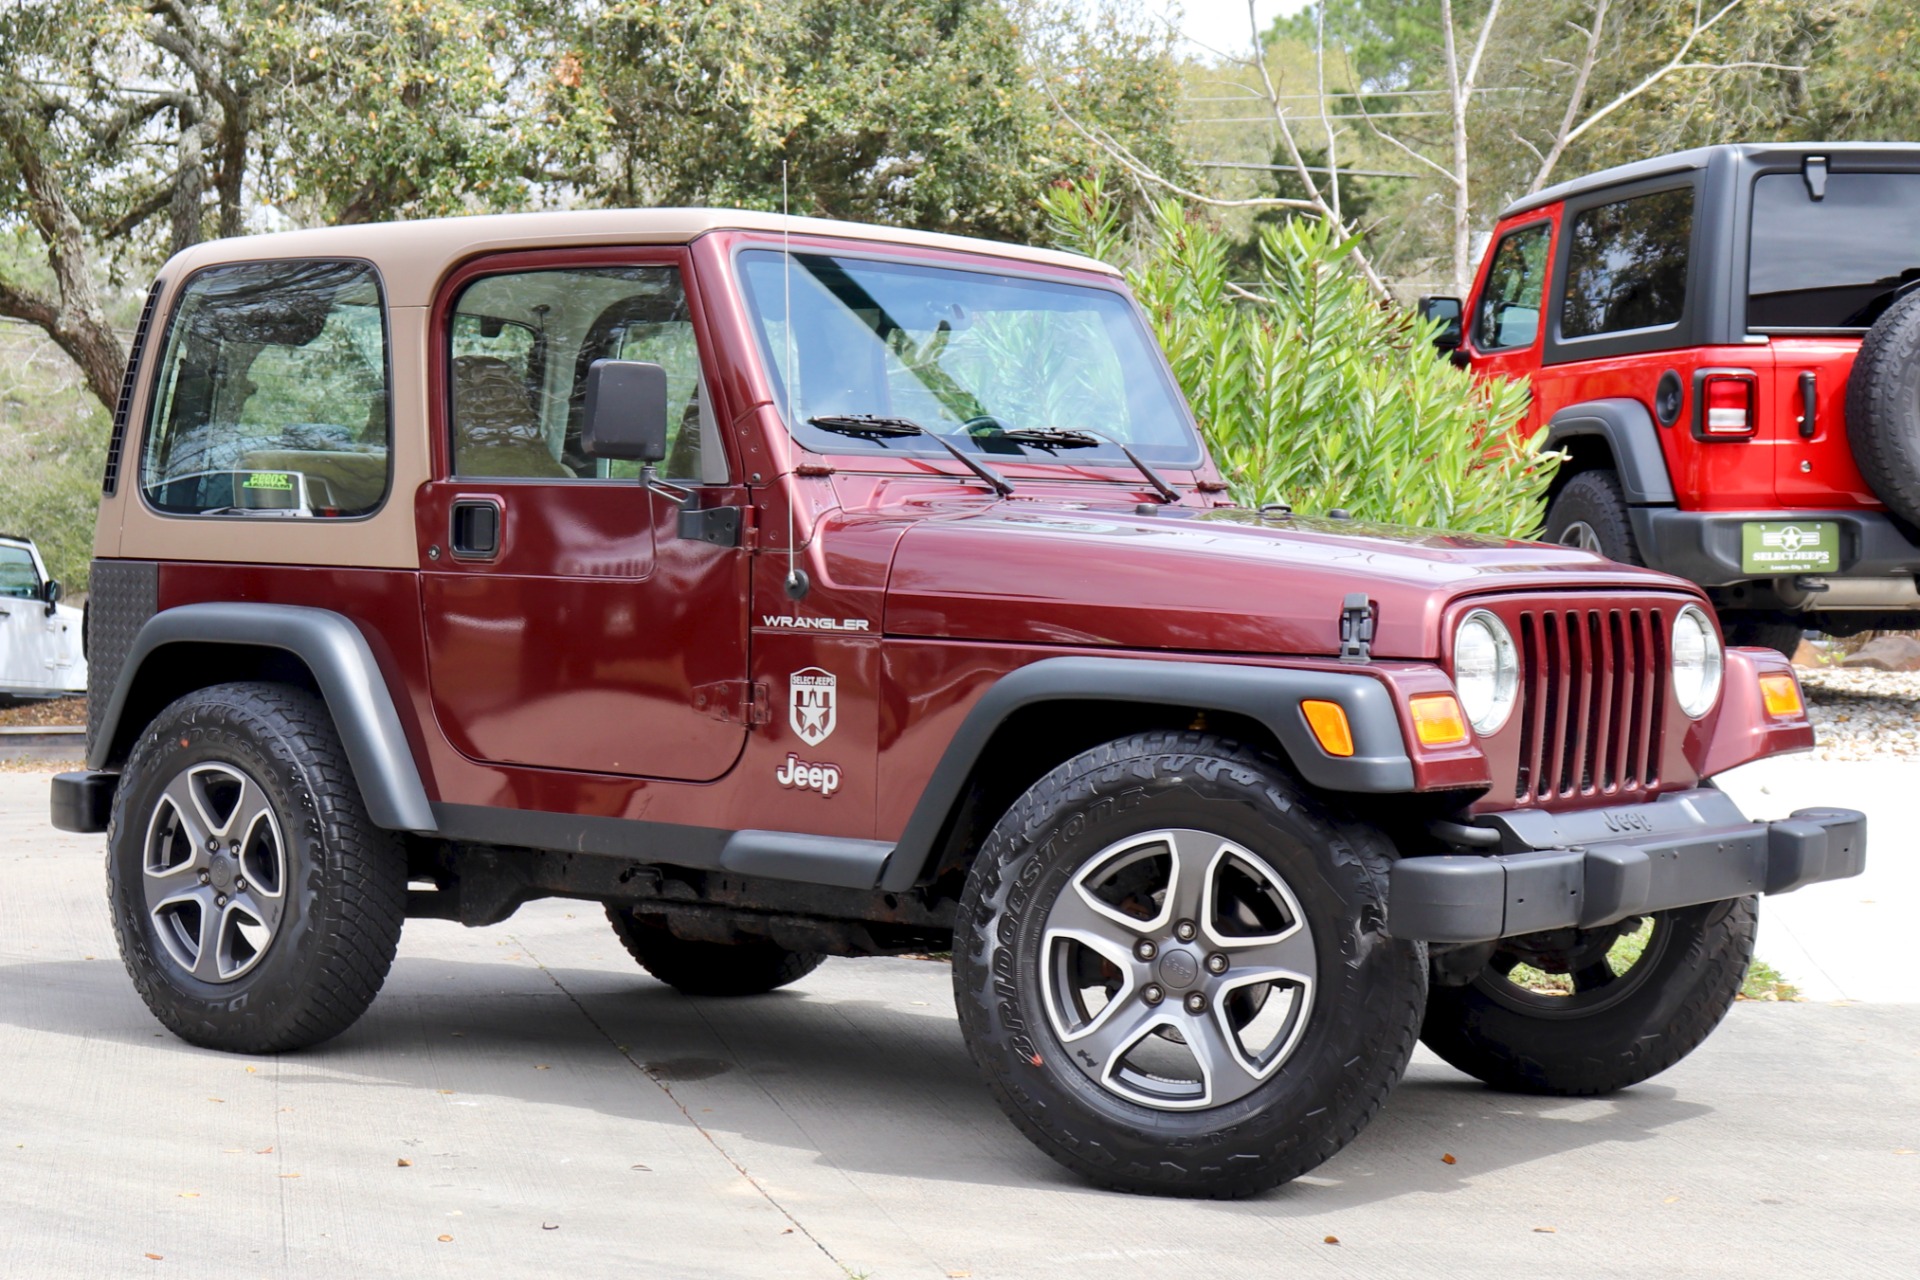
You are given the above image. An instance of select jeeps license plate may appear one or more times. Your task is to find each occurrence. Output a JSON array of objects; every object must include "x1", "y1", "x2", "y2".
[{"x1": 1740, "y1": 521, "x2": 1840, "y2": 574}]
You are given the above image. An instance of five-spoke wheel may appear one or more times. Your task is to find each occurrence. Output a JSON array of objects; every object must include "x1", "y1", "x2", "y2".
[
  {"x1": 142, "y1": 763, "x2": 287, "y2": 983},
  {"x1": 954, "y1": 731, "x2": 1425, "y2": 1198},
  {"x1": 108, "y1": 683, "x2": 405, "y2": 1053},
  {"x1": 1041, "y1": 829, "x2": 1315, "y2": 1110}
]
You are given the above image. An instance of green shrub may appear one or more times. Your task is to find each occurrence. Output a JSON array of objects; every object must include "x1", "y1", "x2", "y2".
[
  {"x1": 0, "y1": 333, "x2": 106, "y2": 596},
  {"x1": 1042, "y1": 180, "x2": 1558, "y2": 540}
]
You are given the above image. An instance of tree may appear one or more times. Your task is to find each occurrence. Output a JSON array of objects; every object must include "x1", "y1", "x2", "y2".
[{"x1": 0, "y1": 0, "x2": 1185, "y2": 413}]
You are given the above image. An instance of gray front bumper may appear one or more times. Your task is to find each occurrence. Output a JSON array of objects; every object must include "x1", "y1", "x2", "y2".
[{"x1": 1389, "y1": 789, "x2": 1866, "y2": 944}]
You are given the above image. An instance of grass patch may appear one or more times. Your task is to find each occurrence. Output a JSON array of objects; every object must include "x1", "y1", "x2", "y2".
[{"x1": 1504, "y1": 918, "x2": 1799, "y2": 1001}]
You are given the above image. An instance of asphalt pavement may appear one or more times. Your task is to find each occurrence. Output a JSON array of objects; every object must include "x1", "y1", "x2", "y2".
[{"x1": 1, "y1": 765, "x2": 1915, "y2": 1279}]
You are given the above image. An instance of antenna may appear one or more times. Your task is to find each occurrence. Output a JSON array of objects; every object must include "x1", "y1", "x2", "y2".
[{"x1": 782, "y1": 160, "x2": 810, "y2": 600}]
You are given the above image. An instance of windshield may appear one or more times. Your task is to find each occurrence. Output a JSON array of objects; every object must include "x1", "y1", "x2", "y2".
[
  {"x1": 736, "y1": 248, "x2": 1202, "y2": 466},
  {"x1": 1749, "y1": 172, "x2": 1920, "y2": 330}
]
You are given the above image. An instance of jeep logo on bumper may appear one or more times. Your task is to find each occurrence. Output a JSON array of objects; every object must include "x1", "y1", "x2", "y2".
[{"x1": 1603, "y1": 810, "x2": 1654, "y2": 834}]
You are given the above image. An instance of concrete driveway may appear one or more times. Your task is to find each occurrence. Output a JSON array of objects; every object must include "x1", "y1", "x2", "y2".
[{"x1": 1, "y1": 767, "x2": 1915, "y2": 1278}]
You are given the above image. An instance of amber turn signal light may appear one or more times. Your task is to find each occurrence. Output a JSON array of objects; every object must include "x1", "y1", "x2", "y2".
[
  {"x1": 1409, "y1": 694, "x2": 1470, "y2": 746},
  {"x1": 1759, "y1": 673, "x2": 1804, "y2": 718},
  {"x1": 1300, "y1": 699, "x2": 1355, "y2": 757}
]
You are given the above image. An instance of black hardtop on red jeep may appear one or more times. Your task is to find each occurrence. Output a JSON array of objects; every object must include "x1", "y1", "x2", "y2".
[
  {"x1": 46, "y1": 205, "x2": 1863, "y2": 1198},
  {"x1": 1428, "y1": 142, "x2": 1920, "y2": 653}
]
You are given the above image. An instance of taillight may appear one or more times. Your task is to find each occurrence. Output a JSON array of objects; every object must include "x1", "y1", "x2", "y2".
[{"x1": 1697, "y1": 372, "x2": 1758, "y2": 439}]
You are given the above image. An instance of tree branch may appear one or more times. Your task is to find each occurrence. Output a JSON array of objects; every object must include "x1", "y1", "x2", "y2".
[
  {"x1": 1528, "y1": 0, "x2": 1611, "y2": 194},
  {"x1": 1555, "y1": 0, "x2": 1771, "y2": 157}
]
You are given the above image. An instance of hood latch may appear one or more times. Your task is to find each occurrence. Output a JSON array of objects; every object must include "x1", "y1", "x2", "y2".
[{"x1": 1339, "y1": 594, "x2": 1375, "y2": 663}]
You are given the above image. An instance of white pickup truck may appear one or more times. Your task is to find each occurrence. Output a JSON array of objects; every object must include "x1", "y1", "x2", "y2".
[{"x1": 0, "y1": 534, "x2": 85, "y2": 703}]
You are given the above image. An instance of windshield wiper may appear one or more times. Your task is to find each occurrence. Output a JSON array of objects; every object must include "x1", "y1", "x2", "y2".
[
  {"x1": 807, "y1": 414, "x2": 1014, "y2": 497},
  {"x1": 998, "y1": 428, "x2": 1182, "y2": 505}
]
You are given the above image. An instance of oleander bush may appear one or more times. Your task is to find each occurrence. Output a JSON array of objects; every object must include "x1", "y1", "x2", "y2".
[{"x1": 1042, "y1": 178, "x2": 1558, "y2": 540}]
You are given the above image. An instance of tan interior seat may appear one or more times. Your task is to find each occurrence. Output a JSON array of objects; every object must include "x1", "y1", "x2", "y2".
[{"x1": 452, "y1": 354, "x2": 571, "y2": 478}]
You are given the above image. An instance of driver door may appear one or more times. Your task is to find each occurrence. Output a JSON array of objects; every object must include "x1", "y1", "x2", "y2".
[{"x1": 418, "y1": 250, "x2": 751, "y2": 782}]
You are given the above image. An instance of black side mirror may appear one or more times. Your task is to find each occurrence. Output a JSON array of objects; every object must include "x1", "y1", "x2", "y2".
[
  {"x1": 41, "y1": 579, "x2": 61, "y2": 615},
  {"x1": 581, "y1": 359, "x2": 669, "y2": 464},
  {"x1": 1417, "y1": 295, "x2": 1464, "y2": 351}
]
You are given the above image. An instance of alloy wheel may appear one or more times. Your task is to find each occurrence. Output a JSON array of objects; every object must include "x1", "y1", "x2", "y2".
[
  {"x1": 1039, "y1": 828, "x2": 1317, "y2": 1111},
  {"x1": 142, "y1": 761, "x2": 287, "y2": 983}
]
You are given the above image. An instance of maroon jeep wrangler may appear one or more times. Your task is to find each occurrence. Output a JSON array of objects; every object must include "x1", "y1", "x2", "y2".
[
  {"x1": 49, "y1": 208, "x2": 1862, "y2": 1197},
  {"x1": 1425, "y1": 143, "x2": 1920, "y2": 653}
]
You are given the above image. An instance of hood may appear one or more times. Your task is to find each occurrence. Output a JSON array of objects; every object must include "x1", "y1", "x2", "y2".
[{"x1": 882, "y1": 503, "x2": 1693, "y2": 659}]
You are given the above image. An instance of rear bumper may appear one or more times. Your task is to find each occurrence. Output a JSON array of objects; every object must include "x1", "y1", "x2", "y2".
[
  {"x1": 50, "y1": 770, "x2": 116, "y2": 834},
  {"x1": 1389, "y1": 788, "x2": 1865, "y2": 943},
  {"x1": 1631, "y1": 506, "x2": 1920, "y2": 589}
]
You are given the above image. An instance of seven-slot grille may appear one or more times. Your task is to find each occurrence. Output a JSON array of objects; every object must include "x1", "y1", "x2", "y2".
[{"x1": 1511, "y1": 605, "x2": 1668, "y2": 802}]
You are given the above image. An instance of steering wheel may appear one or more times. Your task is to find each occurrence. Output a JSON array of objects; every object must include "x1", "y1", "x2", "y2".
[{"x1": 961, "y1": 415, "x2": 1012, "y2": 438}]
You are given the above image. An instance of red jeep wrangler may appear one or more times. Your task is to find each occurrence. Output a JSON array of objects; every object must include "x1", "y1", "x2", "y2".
[
  {"x1": 1425, "y1": 143, "x2": 1920, "y2": 653},
  {"x1": 49, "y1": 208, "x2": 1862, "y2": 1197}
]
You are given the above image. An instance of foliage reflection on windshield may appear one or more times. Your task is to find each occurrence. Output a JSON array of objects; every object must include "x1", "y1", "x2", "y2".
[{"x1": 737, "y1": 249, "x2": 1200, "y2": 465}]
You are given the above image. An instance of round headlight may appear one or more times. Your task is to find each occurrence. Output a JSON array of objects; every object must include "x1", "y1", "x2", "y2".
[
  {"x1": 1672, "y1": 605, "x2": 1723, "y2": 718},
  {"x1": 1453, "y1": 610, "x2": 1519, "y2": 735}
]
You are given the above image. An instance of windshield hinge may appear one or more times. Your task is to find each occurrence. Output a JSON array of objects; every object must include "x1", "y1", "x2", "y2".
[
  {"x1": 692, "y1": 679, "x2": 771, "y2": 725},
  {"x1": 1338, "y1": 593, "x2": 1375, "y2": 663}
]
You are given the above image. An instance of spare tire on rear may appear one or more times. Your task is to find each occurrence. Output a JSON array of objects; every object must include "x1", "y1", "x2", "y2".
[{"x1": 1846, "y1": 290, "x2": 1920, "y2": 526}]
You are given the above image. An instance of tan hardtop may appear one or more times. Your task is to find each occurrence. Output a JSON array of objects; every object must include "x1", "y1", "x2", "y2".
[{"x1": 156, "y1": 207, "x2": 1117, "y2": 307}]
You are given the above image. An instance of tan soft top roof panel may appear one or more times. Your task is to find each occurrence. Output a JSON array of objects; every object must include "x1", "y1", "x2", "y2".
[{"x1": 157, "y1": 208, "x2": 1118, "y2": 307}]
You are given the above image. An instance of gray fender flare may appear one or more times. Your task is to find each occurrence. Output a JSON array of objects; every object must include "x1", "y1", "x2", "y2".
[
  {"x1": 875, "y1": 655, "x2": 1414, "y2": 892},
  {"x1": 1543, "y1": 397, "x2": 1675, "y2": 505},
  {"x1": 88, "y1": 603, "x2": 436, "y2": 834}
]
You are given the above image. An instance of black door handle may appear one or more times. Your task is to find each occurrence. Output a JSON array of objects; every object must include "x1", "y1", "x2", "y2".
[
  {"x1": 1799, "y1": 370, "x2": 1817, "y2": 439},
  {"x1": 449, "y1": 498, "x2": 502, "y2": 560}
]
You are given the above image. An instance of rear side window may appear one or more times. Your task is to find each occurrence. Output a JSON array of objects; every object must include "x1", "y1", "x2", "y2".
[
  {"x1": 1472, "y1": 222, "x2": 1550, "y2": 350},
  {"x1": 1559, "y1": 188, "x2": 1693, "y2": 339},
  {"x1": 141, "y1": 261, "x2": 389, "y2": 518},
  {"x1": 1749, "y1": 172, "x2": 1920, "y2": 330},
  {"x1": 0, "y1": 545, "x2": 38, "y2": 599}
]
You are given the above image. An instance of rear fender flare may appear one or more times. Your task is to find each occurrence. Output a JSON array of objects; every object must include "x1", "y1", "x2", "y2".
[
  {"x1": 89, "y1": 603, "x2": 435, "y2": 833},
  {"x1": 875, "y1": 656, "x2": 1414, "y2": 892},
  {"x1": 1544, "y1": 397, "x2": 1675, "y2": 505}
]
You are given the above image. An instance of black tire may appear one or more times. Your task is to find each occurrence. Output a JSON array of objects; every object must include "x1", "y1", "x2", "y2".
[
  {"x1": 952, "y1": 731, "x2": 1426, "y2": 1198},
  {"x1": 1847, "y1": 290, "x2": 1920, "y2": 526},
  {"x1": 1420, "y1": 898, "x2": 1756, "y2": 1096},
  {"x1": 605, "y1": 908, "x2": 824, "y2": 996},
  {"x1": 1543, "y1": 468, "x2": 1643, "y2": 564},
  {"x1": 1720, "y1": 611, "x2": 1805, "y2": 659},
  {"x1": 107, "y1": 682, "x2": 406, "y2": 1053}
]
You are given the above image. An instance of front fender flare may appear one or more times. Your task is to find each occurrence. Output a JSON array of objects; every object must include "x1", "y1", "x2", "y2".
[
  {"x1": 875, "y1": 656, "x2": 1415, "y2": 892},
  {"x1": 88, "y1": 603, "x2": 436, "y2": 834}
]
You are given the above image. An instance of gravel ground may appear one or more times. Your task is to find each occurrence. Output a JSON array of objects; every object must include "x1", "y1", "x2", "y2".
[
  {"x1": 0, "y1": 696, "x2": 83, "y2": 727},
  {"x1": 1798, "y1": 667, "x2": 1920, "y2": 760}
]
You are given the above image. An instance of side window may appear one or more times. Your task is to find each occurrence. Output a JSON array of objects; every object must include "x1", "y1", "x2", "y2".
[
  {"x1": 1472, "y1": 223, "x2": 1550, "y2": 351},
  {"x1": 0, "y1": 545, "x2": 38, "y2": 599},
  {"x1": 141, "y1": 261, "x2": 389, "y2": 517},
  {"x1": 1560, "y1": 187, "x2": 1693, "y2": 339},
  {"x1": 449, "y1": 266, "x2": 721, "y2": 483}
]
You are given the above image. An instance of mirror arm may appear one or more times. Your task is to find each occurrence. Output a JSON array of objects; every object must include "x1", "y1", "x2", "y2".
[{"x1": 640, "y1": 462, "x2": 695, "y2": 507}]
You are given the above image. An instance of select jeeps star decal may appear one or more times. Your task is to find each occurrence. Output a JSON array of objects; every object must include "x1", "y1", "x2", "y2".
[{"x1": 789, "y1": 667, "x2": 837, "y2": 746}]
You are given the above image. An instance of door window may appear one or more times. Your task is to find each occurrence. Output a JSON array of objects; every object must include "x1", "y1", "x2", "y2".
[
  {"x1": 0, "y1": 545, "x2": 38, "y2": 599},
  {"x1": 1472, "y1": 223, "x2": 1551, "y2": 351},
  {"x1": 449, "y1": 266, "x2": 722, "y2": 483},
  {"x1": 141, "y1": 261, "x2": 390, "y2": 517},
  {"x1": 1560, "y1": 187, "x2": 1693, "y2": 339}
]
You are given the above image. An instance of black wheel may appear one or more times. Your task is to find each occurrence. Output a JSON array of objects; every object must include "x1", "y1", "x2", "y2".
[
  {"x1": 1720, "y1": 611, "x2": 1804, "y2": 659},
  {"x1": 605, "y1": 908, "x2": 824, "y2": 996},
  {"x1": 1847, "y1": 290, "x2": 1920, "y2": 526},
  {"x1": 1543, "y1": 469, "x2": 1642, "y2": 564},
  {"x1": 952, "y1": 731, "x2": 1425, "y2": 1198},
  {"x1": 1420, "y1": 898, "x2": 1756, "y2": 1096},
  {"x1": 107, "y1": 683, "x2": 405, "y2": 1053}
]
